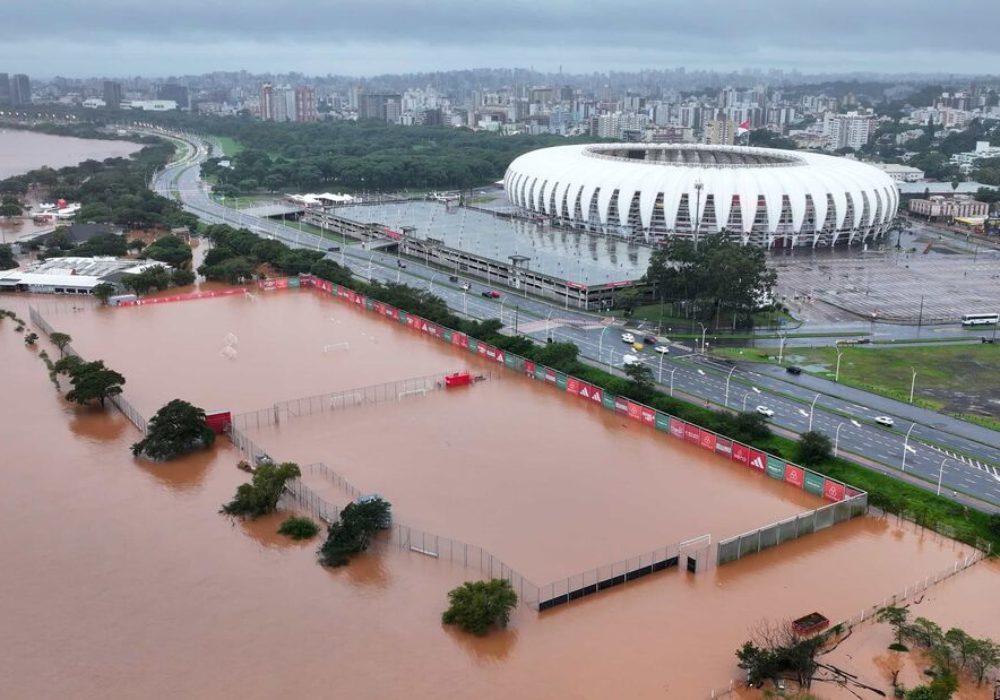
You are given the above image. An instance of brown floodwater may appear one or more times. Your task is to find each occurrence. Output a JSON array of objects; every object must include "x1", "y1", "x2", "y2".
[
  {"x1": 250, "y1": 376, "x2": 824, "y2": 582},
  {"x1": 0, "y1": 129, "x2": 142, "y2": 179},
  {"x1": 2, "y1": 291, "x2": 994, "y2": 699}
]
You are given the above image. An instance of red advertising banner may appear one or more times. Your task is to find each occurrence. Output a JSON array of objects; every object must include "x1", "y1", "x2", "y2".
[
  {"x1": 715, "y1": 437, "x2": 733, "y2": 458},
  {"x1": 684, "y1": 424, "x2": 702, "y2": 444},
  {"x1": 731, "y1": 442, "x2": 750, "y2": 465},
  {"x1": 317, "y1": 279, "x2": 332, "y2": 293},
  {"x1": 577, "y1": 382, "x2": 603, "y2": 405},
  {"x1": 452, "y1": 331, "x2": 468, "y2": 349},
  {"x1": 823, "y1": 479, "x2": 846, "y2": 502},
  {"x1": 524, "y1": 360, "x2": 536, "y2": 377},
  {"x1": 845, "y1": 487, "x2": 861, "y2": 499},
  {"x1": 122, "y1": 287, "x2": 248, "y2": 306},
  {"x1": 784, "y1": 464, "x2": 805, "y2": 489},
  {"x1": 699, "y1": 430, "x2": 717, "y2": 451},
  {"x1": 544, "y1": 368, "x2": 557, "y2": 384},
  {"x1": 385, "y1": 305, "x2": 399, "y2": 320},
  {"x1": 566, "y1": 377, "x2": 581, "y2": 396},
  {"x1": 626, "y1": 401, "x2": 643, "y2": 422},
  {"x1": 640, "y1": 406, "x2": 656, "y2": 428},
  {"x1": 614, "y1": 397, "x2": 629, "y2": 415},
  {"x1": 669, "y1": 418, "x2": 686, "y2": 439},
  {"x1": 748, "y1": 449, "x2": 767, "y2": 472},
  {"x1": 256, "y1": 277, "x2": 288, "y2": 291}
]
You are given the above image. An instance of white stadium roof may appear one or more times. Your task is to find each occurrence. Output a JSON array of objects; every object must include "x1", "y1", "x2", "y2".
[{"x1": 504, "y1": 144, "x2": 899, "y2": 247}]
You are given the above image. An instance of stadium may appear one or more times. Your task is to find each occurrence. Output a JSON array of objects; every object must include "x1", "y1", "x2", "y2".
[{"x1": 504, "y1": 144, "x2": 899, "y2": 248}]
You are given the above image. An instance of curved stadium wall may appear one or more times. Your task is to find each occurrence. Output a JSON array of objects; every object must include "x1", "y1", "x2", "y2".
[{"x1": 503, "y1": 144, "x2": 899, "y2": 248}]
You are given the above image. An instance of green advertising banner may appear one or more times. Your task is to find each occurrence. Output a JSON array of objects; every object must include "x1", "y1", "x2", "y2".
[
  {"x1": 655, "y1": 412, "x2": 671, "y2": 432},
  {"x1": 442, "y1": 329, "x2": 452, "y2": 343},
  {"x1": 602, "y1": 393, "x2": 617, "y2": 411},
  {"x1": 288, "y1": 277, "x2": 300, "y2": 289},
  {"x1": 397, "y1": 310, "x2": 408, "y2": 324},
  {"x1": 365, "y1": 298, "x2": 374, "y2": 311},
  {"x1": 804, "y1": 470, "x2": 825, "y2": 496},
  {"x1": 766, "y1": 456, "x2": 785, "y2": 480},
  {"x1": 534, "y1": 365, "x2": 547, "y2": 381},
  {"x1": 555, "y1": 373, "x2": 568, "y2": 391},
  {"x1": 505, "y1": 354, "x2": 522, "y2": 371},
  {"x1": 467, "y1": 337, "x2": 478, "y2": 352}
]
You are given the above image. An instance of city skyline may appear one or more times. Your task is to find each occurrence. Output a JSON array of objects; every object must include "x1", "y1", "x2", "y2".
[{"x1": 3, "y1": 0, "x2": 1000, "y2": 77}]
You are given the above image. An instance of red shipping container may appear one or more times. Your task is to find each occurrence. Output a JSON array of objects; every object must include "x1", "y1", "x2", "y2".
[{"x1": 445, "y1": 372, "x2": 472, "y2": 387}]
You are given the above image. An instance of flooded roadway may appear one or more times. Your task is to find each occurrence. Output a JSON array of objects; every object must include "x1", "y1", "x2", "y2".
[{"x1": 1, "y1": 291, "x2": 995, "y2": 699}]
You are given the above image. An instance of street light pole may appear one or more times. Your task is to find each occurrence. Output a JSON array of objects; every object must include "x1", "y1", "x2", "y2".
[
  {"x1": 902, "y1": 422, "x2": 917, "y2": 472},
  {"x1": 693, "y1": 179, "x2": 704, "y2": 250},
  {"x1": 909, "y1": 367, "x2": 918, "y2": 404},
  {"x1": 834, "y1": 422, "x2": 844, "y2": 458},
  {"x1": 698, "y1": 322, "x2": 707, "y2": 354},
  {"x1": 778, "y1": 331, "x2": 787, "y2": 365},
  {"x1": 499, "y1": 298, "x2": 505, "y2": 325},
  {"x1": 668, "y1": 367, "x2": 677, "y2": 397},
  {"x1": 724, "y1": 366, "x2": 737, "y2": 407},
  {"x1": 835, "y1": 349, "x2": 844, "y2": 383},
  {"x1": 658, "y1": 352, "x2": 665, "y2": 383},
  {"x1": 742, "y1": 391, "x2": 752, "y2": 411},
  {"x1": 598, "y1": 325, "x2": 611, "y2": 366},
  {"x1": 937, "y1": 457, "x2": 948, "y2": 496},
  {"x1": 808, "y1": 393, "x2": 820, "y2": 432}
]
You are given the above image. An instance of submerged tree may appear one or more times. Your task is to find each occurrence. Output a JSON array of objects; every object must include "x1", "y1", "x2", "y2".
[
  {"x1": 442, "y1": 579, "x2": 518, "y2": 636},
  {"x1": 221, "y1": 462, "x2": 301, "y2": 518},
  {"x1": 65, "y1": 360, "x2": 125, "y2": 408},
  {"x1": 317, "y1": 497, "x2": 392, "y2": 567},
  {"x1": 132, "y1": 399, "x2": 215, "y2": 460}
]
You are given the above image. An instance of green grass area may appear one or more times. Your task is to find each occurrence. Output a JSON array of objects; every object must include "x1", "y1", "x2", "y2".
[
  {"x1": 714, "y1": 344, "x2": 1000, "y2": 416},
  {"x1": 212, "y1": 135, "x2": 245, "y2": 158},
  {"x1": 604, "y1": 303, "x2": 798, "y2": 330}
]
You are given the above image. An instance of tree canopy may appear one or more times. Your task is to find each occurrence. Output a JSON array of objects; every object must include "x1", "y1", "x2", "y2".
[
  {"x1": 131, "y1": 399, "x2": 215, "y2": 460},
  {"x1": 221, "y1": 462, "x2": 301, "y2": 518},
  {"x1": 441, "y1": 579, "x2": 518, "y2": 636},
  {"x1": 645, "y1": 235, "x2": 777, "y2": 328},
  {"x1": 142, "y1": 234, "x2": 193, "y2": 267},
  {"x1": 317, "y1": 497, "x2": 392, "y2": 567},
  {"x1": 65, "y1": 360, "x2": 125, "y2": 408}
]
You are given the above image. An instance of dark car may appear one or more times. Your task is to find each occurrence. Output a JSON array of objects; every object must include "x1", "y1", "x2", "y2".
[
  {"x1": 481, "y1": 290, "x2": 501, "y2": 298},
  {"x1": 396, "y1": 260, "x2": 406, "y2": 268},
  {"x1": 786, "y1": 366, "x2": 803, "y2": 375},
  {"x1": 327, "y1": 246, "x2": 340, "y2": 252},
  {"x1": 643, "y1": 335, "x2": 658, "y2": 345}
]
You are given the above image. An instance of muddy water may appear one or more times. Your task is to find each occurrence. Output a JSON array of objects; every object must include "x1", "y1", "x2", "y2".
[
  {"x1": 48, "y1": 290, "x2": 497, "y2": 416},
  {"x1": 1, "y1": 292, "x2": 992, "y2": 699},
  {"x1": 0, "y1": 129, "x2": 142, "y2": 179},
  {"x1": 252, "y1": 376, "x2": 823, "y2": 582},
  {"x1": 819, "y1": 558, "x2": 1000, "y2": 699}
]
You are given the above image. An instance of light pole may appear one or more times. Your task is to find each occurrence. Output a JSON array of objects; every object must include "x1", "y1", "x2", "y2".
[
  {"x1": 598, "y1": 326, "x2": 612, "y2": 368},
  {"x1": 835, "y1": 349, "x2": 844, "y2": 383},
  {"x1": 698, "y1": 322, "x2": 707, "y2": 354},
  {"x1": 693, "y1": 179, "x2": 704, "y2": 249},
  {"x1": 777, "y1": 331, "x2": 788, "y2": 365},
  {"x1": 902, "y1": 422, "x2": 917, "y2": 472},
  {"x1": 807, "y1": 393, "x2": 820, "y2": 432},
  {"x1": 658, "y1": 352, "x2": 666, "y2": 383},
  {"x1": 499, "y1": 298, "x2": 506, "y2": 325},
  {"x1": 429, "y1": 272, "x2": 440, "y2": 293},
  {"x1": 909, "y1": 367, "x2": 918, "y2": 404},
  {"x1": 742, "y1": 391, "x2": 752, "y2": 411},
  {"x1": 367, "y1": 253, "x2": 375, "y2": 280},
  {"x1": 834, "y1": 422, "x2": 844, "y2": 458},
  {"x1": 724, "y1": 366, "x2": 737, "y2": 407},
  {"x1": 937, "y1": 457, "x2": 948, "y2": 496},
  {"x1": 462, "y1": 290, "x2": 468, "y2": 315},
  {"x1": 668, "y1": 367, "x2": 677, "y2": 396}
]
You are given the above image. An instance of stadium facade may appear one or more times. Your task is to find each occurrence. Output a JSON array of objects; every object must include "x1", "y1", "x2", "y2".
[{"x1": 504, "y1": 144, "x2": 899, "y2": 248}]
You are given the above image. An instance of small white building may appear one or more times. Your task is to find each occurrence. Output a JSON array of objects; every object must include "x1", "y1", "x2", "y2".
[{"x1": 875, "y1": 163, "x2": 925, "y2": 182}]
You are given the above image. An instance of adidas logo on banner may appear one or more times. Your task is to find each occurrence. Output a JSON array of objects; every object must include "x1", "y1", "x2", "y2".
[{"x1": 750, "y1": 456, "x2": 765, "y2": 470}]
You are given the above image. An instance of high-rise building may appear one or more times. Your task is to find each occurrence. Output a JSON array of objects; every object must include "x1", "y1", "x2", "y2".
[
  {"x1": 103, "y1": 81, "x2": 123, "y2": 109},
  {"x1": 259, "y1": 83, "x2": 274, "y2": 120},
  {"x1": 11, "y1": 74, "x2": 30, "y2": 106},
  {"x1": 823, "y1": 111, "x2": 875, "y2": 150},
  {"x1": 294, "y1": 86, "x2": 317, "y2": 122},
  {"x1": 703, "y1": 118, "x2": 736, "y2": 145},
  {"x1": 158, "y1": 84, "x2": 189, "y2": 109},
  {"x1": 0, "y1": 74, "x2": 10, "y2": 105},
  {"x1": 358, "y1": 92, "x2": 402, "y2": 122}
]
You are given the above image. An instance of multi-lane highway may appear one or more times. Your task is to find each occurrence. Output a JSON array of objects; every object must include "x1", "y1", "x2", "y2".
[{"x1": 150, "y1": 130, "x2": 1000, "y2": 509}]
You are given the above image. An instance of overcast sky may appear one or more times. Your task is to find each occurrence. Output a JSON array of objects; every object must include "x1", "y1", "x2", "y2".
[{"x1": 5, "y1": 0, "x2": 998, "y2": 78}]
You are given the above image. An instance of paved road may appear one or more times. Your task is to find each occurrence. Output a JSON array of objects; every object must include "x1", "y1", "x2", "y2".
[{"x1": 149, "y1": 130, "x2": 1000, "y2": 509}]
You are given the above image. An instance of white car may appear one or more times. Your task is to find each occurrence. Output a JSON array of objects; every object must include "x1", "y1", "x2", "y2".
[
  {"x1": 654, "y1": 345, "x2": 670, "y2": 354},
  {"x1": 622, "y1": 354, "x2": 641, "y2": 366},
  {"x1": 756, "y1": 405, "x2": 775, "y2": 417},
  {"x1": 621, "y1": 333, "x2": 636, "y2": 344},
  {"x1": 874, "y1": 416, "x2": 895, "y2": 427}
]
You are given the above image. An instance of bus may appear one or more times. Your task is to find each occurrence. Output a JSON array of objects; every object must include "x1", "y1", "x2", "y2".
[{"x1": 961, "y1": 313, "x2": 999, "y2": 326}]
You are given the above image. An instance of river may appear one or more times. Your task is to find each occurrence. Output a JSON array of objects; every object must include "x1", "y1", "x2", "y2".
[{"x1": 0, "y1": 129, "x2": 142, "y2": 179}]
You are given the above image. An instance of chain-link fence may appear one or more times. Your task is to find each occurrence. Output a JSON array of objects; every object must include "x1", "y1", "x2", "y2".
[
  {"x1": 230, "y1": 371, "x2": 496, "y2": 431},
  {"x1": 716, "y1": 493, "x2": 868, "y2": 566},
  {"x1": 29, "y1": 306, "x2": 148, "y2": 435},
  {"x1": 703, "y1": 541, "x2": 990, "y2": 698}
]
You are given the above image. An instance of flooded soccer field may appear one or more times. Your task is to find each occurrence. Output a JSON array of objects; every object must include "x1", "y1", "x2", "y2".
[{"x1": 3, "y1": 291, "x2": 997, "y2": 699}]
